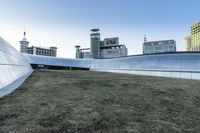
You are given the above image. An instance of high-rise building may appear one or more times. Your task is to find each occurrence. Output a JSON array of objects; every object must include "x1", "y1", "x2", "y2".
[
  {"x1": 90, "y1": 28, "x2": 101, "y2": 58},
  {"x1": 19, "y1": 32, "x2": 57, "y2": 57},
  {"x1": 76, "y1": 29, "x2": 128, "y2": 59},
  {"x1": 185, "y1": 36, "x2": 192, "y2": 51},
  {"x1": 185, "y1": 21, "x2": 200, "y2": 51},
  {"x1": 143, "y1": 37, "x2": 176, "y2": 54}
]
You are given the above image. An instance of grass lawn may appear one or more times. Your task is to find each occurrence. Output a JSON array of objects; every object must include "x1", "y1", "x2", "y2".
[{"x1": 1, "y1": 70, "x2": 200, "y2": 133}]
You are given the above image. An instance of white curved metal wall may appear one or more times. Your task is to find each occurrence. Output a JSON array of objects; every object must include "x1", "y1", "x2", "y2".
[
  {"x1": 24, "y1": 52, "x2": 200, "y2": 80},
  {"x1": 0, "y1": 37, "x2": 32, "y2": 97}
]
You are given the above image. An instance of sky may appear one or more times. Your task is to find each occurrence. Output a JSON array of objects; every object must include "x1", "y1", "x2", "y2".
[{"x1": 0, "y1": 0, "x2": 200, "y2": 58}]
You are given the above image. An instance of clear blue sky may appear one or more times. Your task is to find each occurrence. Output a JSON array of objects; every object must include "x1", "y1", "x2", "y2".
[{"x1": 0, "y1": 0, "x2": 199, "y2": 58}]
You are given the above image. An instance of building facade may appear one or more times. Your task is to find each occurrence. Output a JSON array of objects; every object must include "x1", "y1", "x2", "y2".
[
  {"x1": 185, "y1": 21, "x2": 200, "y2": 51},
  {"x1": 143, "y1": 39, "x2": 176, "y2": 54},
  {"x1": 75, "y1": 29, "x2": 128, "y2": 59},
  {"x1": 20, "y1": 32, "x2": 57, "y2": 57}
]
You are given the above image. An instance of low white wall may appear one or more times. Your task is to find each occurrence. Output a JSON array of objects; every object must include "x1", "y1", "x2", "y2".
[{"x1": 92, "y1": 69, "x2": 200, "y2": 80}]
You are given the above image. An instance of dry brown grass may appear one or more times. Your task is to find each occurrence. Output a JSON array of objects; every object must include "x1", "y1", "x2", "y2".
[{"x1": 1, "y1": 70, "x2": 200, "y2": 133}]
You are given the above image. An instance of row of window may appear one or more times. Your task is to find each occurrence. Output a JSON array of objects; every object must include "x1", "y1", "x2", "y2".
[{"x1": 21, "y1": 48, "x2": 56, "y2": 56}]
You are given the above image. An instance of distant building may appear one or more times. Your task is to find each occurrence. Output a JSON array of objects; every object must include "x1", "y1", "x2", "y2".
[
  {"x1": 75, "y1": 29, "x2": 128, "y2": 59},
  {"x1": 20, "y1": 32, "x2": 57, "y2": 57},
  {"x1": 143, "y1": 37, "x2": 176, "y2": 54},
  {"x1": 185, "y1": 21, "x2": 200, "y2": 51},
  {"x1": 100, "y1": 38, "x2": 127, "y2": 58},
  {"x1": 75, "y1": 45, "x2": 91, "y2": 58}
]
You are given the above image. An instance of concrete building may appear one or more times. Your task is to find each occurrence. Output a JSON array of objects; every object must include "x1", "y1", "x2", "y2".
[
  {"x1": 75, "y1": 45, "x2": 91, "y2": 58},
  {"x1": 100, "y1": 38, "x2": 127, "y2": 58},
  {"x1": 185, "y1": 21, "x2": 200, "y2": 51},
  {"x1": 76, "y1": 29, "x2": 128, "y2": 59},
  {"x1": 20, "y1": 32, "x2": 57, "y2": 57},
  {"x1": 143, "y1": 37, "x2": 176, "y2": 54}
]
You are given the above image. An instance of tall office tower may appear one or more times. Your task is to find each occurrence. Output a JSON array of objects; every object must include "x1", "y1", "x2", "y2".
[
  {"x1": 19, "y1": 32, "x2": 29, "y2": 53},
  {"x1": 185, "y1": 36, "x2": 192, "y2": 51},
  {"x1": 90, "y1": 28, "x2": 101, "y2": 59},
  {"x1": 191, "y1": 22, "x2": 200, "y2": 51},
  {"x1": 185, "y1": 21, "x2": 200, "y2": 51}
]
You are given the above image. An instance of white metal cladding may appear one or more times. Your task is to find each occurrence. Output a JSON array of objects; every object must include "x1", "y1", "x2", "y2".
[
  {"x1": 91, "y1": 53, "x2": 200, "y2": 80},
  {"x1": 0, "y1": 37, "x2": 32, "y2": 97},
  {"x1": 92, "y1": 53, "x2": 200, "y2": 72},
  {"x1": 24, "y1": 52, "x2": 200, "y2": 80}
]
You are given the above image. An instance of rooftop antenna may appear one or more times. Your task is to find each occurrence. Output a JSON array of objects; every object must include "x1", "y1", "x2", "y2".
[
  {"x1": 97, "y1": 20, "x2": 99, "y2": 29},
  {"x1": 91, "y1": 21, "x2": 100, "y2": 32},
  {"x1": 23, "y1": 25, "x2": 26, "y2": 38},
  {"x1": 144, "y1": 35, "x2": 147, "y2": 43}
]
